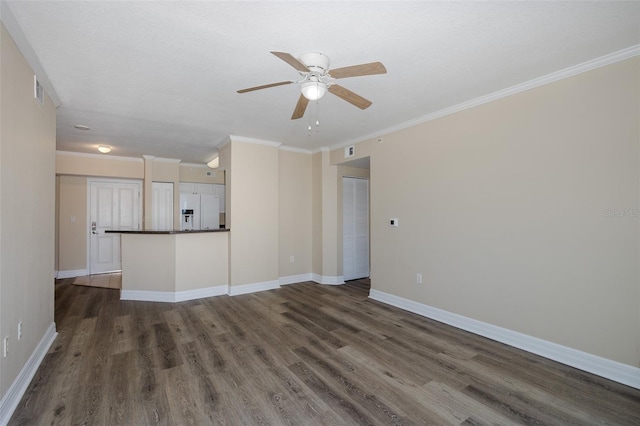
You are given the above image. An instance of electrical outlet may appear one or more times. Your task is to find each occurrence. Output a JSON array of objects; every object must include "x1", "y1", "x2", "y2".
[
  {"x1": 416, "y1": 273, "x2": 423, "y2": 284},
  {"x1": 290, "y1": 255, "x2": 295, "y2": 263},
  {"x1": 18, "y1": 322, "x2": 22, "y2": 340},
  {"x1": 3, "y1": 336, "x2": 8, "y2": 357}
]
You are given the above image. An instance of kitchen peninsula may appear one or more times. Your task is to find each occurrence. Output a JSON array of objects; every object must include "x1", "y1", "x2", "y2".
[{"x1": 106, "y1": 229, "x2": 229, "y2": 302}]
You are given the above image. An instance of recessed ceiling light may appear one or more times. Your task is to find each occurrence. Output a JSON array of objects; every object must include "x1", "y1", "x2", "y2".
[
  {"x1": 97, "y1": 146, "x2": 111, "y2": 153},
  {"x1": 74, "y1": 124, "x2": 90, "y2": 130}
]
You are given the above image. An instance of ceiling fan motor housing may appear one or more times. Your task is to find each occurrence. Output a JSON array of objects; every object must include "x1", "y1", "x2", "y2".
[{"x1": 299, "y1": 52, "x2": 330, "y2": 74}]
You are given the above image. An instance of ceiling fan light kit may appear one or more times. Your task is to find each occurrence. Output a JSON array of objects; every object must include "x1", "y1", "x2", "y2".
[
  {"x1": 237, "y1": 51, "x2": 387, "y2": 121},
  {"x1": 301, "y1": 81, "x2": 327, "y2": 101}
]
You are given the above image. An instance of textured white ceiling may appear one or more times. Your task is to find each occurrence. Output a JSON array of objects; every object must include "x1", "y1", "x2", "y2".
[{"x1": 4, "y1": 1, "x2": 640, "y2": 163}]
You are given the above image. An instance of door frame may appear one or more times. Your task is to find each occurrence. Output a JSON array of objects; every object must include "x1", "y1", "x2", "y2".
[{"x1": 87, "y1": 177, "x2": 143, "y2": 275}]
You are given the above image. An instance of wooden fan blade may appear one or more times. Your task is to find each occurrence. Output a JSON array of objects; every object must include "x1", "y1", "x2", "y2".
[
  {"x1": 329, "y1": 62, "x2": 387, "y2": 79},
  {"x1": 271, "y1": 51, "x2": 310, "y2": 73},
  {"x1": 237, "y1": 81, "x2": 292, "y2": 93},
  {"x1": 328, "y1": 84, "x2": 372, "y2": 109},
  {"x1": 291, "y1": 94, "x2": 309, "y2": 120}
]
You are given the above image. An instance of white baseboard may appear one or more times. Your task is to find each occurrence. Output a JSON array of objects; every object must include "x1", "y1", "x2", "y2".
[
  {"x1": 0, "y1": 323, "x2": 57, "y2": 426},
  {"x1": 279, "y1": 273, "x2": 313, "y2": 286},
  {"x1": 369, "y1": 289, "x2": 640, "y2": 390},
  {"x1": 311, "y1": 274, "x2": 345, "y2": 285},
  {"x1": 121, "y1": 285, "x2": 229, "y2": 303},
  {"x1": 56, "y1": 269, "x2": 88, "y2": 279},
  {"x1": 228, "y1": 280, "x2": 280, "y2": 296}
]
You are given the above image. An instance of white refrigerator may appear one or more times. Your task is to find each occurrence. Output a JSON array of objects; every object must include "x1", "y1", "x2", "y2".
[{"x1": 180, "y1": 194, "x2": 219, "y2": 230}]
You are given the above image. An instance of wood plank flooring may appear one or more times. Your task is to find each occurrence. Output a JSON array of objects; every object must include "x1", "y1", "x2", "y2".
[{"x1": 10, "y1": 278, "x2": 640, "y2": 425}]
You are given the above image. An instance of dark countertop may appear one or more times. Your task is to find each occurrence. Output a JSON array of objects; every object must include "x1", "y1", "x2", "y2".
[{"x1": 106, "y1": 229, "x2": 229, "y2": 235}]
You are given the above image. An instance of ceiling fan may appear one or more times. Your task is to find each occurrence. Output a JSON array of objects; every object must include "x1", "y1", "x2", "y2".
[{"x1": 237, "y1": 52, "x2": 387, "y2": 120}]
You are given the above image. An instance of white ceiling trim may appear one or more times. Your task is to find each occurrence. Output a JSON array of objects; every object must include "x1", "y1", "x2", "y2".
[
  {"x1": 56, "y1": 150, "x2": 143, "y2": 163},
  {"x1": 229, "y1": 135, "x2": 282, "y2": 148},
  {"x1": 279, "y1": 146, "x2": 312, "y2": 155},
  {"x1": 332, "y1": 44, "x2": 640, "y2": 152},
  {"x1": 1, "y1": 2, "x2": 62, "y2": 107},
  {"x1": 181, "y1": 162, "x2": 210, "y2": 169},
  {"x1": 153, "y1": 157, "x2": 182, "y2": 163}
]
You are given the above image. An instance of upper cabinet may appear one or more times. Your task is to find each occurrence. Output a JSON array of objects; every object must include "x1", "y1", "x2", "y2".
[{"x1": 180, "y1": 182, "x2": 225, "y2": 213}]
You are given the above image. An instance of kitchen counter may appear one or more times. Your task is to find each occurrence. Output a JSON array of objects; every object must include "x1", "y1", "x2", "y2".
[
  {"x1": 112, "y1": 230, "x2": 229, "y2": 302},
  {"x1": 106, "y1": 228, "x2": 229, "y2": 234}
]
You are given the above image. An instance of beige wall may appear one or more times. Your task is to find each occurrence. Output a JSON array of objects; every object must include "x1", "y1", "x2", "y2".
[
  {"x1": 278, "y1": 150, "x2": 312, "y2": 278},
  {"x1": 57, "y1": 175, "x2": 88, "y2": 271},
  {"x1": 120, "y1": 232, "x2": 229, "y2": 293},
  {"x1": 152, "y1": 159, "x2": 180, "y2": 229},
  {"x1": 175, "y1": 232, "x2": 228, "y2": 291},
  {"x1": 311, "y1": 152, "x2": 323, "y2": 275},
  {"x1": 179, "y1": 164, "x2": 225, "y2": 184},
  {"x1": 311, "y1": 149, "x2": 342, "y2": 281},
  {"x1": 226, "y1": 140, "x2": 279, "y2": 287},
  {"x1": 56, "y1": 152, "x2": 143, "y2": 178},
  {"x1": 321, "y1": 150, "x2": 339, "y2": 279},
  {"x1": 0, "y1": 23, "x2": 56, "y2": 397},
  {"x1": 363, "y1": 57, "x2": 640, "y2": 367},
  {"x1": 122, "y1": 234, "x2": 176, "y2": 292}
]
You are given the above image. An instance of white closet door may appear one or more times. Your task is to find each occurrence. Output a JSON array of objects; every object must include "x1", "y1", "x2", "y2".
[
  {"x1": 343, "y1": 177, "x2": 369, "y2": 281},
  {"x1": 152, "y1": 182, "x2": 174, "y2": 230}
]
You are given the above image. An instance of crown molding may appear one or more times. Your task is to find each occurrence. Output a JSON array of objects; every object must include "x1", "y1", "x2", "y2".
[
  {"x1": 180, "y1": 162, "x2": 209, "y2": 168},
  {"x1": 332, "y1": 44, "x2": 640, "y2": 152},
  {"x1": 279, "y1": 145, "x2": 312, "y2": 154},
  {"x1": 56, "y1": 150, "x2": 143, "y2": 162},
  {"x1": 229, "y1": 135, "x2": 282, "y2": 148},
  {"x1": 153, "y1": 157, "x2": 182, "y2": 163},
  {"x1": 215, "y1": 135, "x2": 232, "y2": 149},
  {"x1": 230, "y1": 135, "x2": 282, "y2": 148}
]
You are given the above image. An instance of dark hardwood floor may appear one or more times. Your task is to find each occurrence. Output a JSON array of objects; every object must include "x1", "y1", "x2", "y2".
[{"x1": 10, "y1": 278, "x2": 640, "y2": 425}]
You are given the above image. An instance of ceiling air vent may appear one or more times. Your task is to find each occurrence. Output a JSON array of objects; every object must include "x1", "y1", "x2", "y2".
[{"x1": 34, "y1": 75, "x2": 44, "y2": 106}]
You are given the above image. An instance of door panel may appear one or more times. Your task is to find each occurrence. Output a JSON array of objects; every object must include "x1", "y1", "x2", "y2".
[
  {"x1": 90, "y1": 180, "x2": 141, "y2": 274},
  {"x1": 152, "y1": 182, "x2": 174, "y2": 230},
  {"x1": 343, "y1": 177, "x2": 369, "y2": 281},
  {"x1": 97, "y1": 236, "x2": 115, "y2": 263}
]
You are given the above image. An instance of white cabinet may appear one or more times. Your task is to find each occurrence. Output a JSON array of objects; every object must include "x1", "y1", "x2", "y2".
[
  {"x1": 179, "y1": 182, "x2": 195, "y2": 194},
  {"x1": 195, "y1": 183, "x2": 214, "y2": 195},
  {"x1": 179, "y1": 182, "x2": 225, "y2": 213}
]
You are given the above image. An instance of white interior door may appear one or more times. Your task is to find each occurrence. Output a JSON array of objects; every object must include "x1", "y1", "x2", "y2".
[
  {"x1": 152, "y1": 182, "x2": 174, "y2": 230},
  {"x1": 343, "y1": 177, "x2": 369, "y2": 281},
  {"x1": 90, "y1": 180, "x2": 141, "y2": 274}
]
